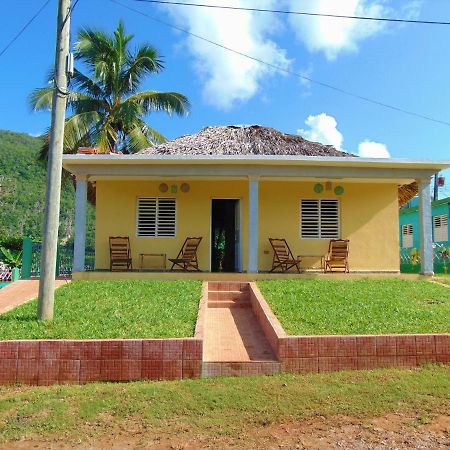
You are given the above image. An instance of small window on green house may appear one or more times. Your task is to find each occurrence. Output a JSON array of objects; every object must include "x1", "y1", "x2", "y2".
[
  {"x1": 402, "y1": 223, "x2": 413, "y2": 248},
  {"x1": 433, "y1": 214, "x2": 448, "y2": 242}
]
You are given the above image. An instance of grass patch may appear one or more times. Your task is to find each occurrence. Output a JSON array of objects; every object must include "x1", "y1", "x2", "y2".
[
  {"x1": 0, "y1": 365, "x2": 448, "y2": 443},
  {"x1": 0, "y1": 280, "x2": 201, "y2": 339},
  {"x1": 258, "y1": 279, "x2": 450, "y2": 335},
  {"x1": 433, "y1": 274, "x2": 450, "y2": 285}
]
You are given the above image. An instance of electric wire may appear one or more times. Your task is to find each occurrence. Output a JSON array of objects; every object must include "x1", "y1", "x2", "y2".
[
  {"x1": 130, "y1": 0, "x2": 450, "y2": 26},
  {"x1": 0, "y1": 0, "x2": 52, "y2": 58},
  {"x1": 111, "y1": 0, "x2": 450, "y2": 127}
]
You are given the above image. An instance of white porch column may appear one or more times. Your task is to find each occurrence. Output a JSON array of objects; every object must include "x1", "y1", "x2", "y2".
[
  {"x1": 418, "y1": 177, "x2": 434, "y2": 275},
  {"x1": 248, "y1": 176, "x2": 259, "y2": 273},
  {"x1": 73, "y1": 175, "x2": 88, "y2": 272}
]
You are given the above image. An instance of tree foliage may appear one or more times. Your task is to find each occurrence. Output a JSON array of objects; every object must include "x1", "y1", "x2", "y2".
[{"x1": 29, "y1": 22, "x2": 190, "y2": 155}]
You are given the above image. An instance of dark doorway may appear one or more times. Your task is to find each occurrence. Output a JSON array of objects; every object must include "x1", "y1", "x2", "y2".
[{"x1": 211, "y1": 199, "x2": 240, "y2": 272}]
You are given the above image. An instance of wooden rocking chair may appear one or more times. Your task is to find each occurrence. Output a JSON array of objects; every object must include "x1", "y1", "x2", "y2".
[
  {"x1": 169, "y1": 237, "x2": 202, "y2": 271},
  {"x1": 109, "y1": 236, "x2": 133, "y2": 271},
  {"x1": 269, "y1": 238, "x2": 302, "y2": 273},
  {"x1": 323, "y1": 239, "x2": 350, "y2": 273}
]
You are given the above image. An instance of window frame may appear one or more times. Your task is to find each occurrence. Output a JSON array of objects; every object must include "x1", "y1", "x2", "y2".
[
  {"x1": 300, "y1": 198, "x2": 340, "y2": 240},
  {"x1": 136, "y1": 197, "x2": 177, "y2": 238}
]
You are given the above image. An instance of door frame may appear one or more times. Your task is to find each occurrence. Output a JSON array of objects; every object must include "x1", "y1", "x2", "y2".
[{"x1": 209, "y1": 198, "x2": 243, "y2": 273}]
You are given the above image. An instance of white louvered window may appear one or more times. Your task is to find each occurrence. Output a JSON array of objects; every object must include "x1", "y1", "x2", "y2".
[
  {"x1": 300, "y1": 199, "x2": 340, "y2": 239},
  {"x1": 402, "y1": 224, "x2": 413, "y2": 248},
  {"x1": 137, "y1": 198, "x2": 176, "y2": 237},
  {"x1": 433, "y1": 214, "x2": 448, "y2": 242}
]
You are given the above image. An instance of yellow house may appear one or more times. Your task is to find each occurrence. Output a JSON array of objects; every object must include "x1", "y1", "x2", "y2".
[{"x1": 62, "y1": 125, "x2": 450, "y2": 278}]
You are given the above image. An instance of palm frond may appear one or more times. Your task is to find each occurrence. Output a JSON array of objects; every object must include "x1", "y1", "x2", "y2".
[
  {"x1": 125, "y1": 91, "x2": 190, "y2": 116},
  {"x1": 121, "y1": 44, "x2": 163, "y2": 93}
]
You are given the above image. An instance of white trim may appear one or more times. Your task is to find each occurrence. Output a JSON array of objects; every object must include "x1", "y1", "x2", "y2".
[{"x1": 62, "y1": 153, "x2": 450, "y2": 169}]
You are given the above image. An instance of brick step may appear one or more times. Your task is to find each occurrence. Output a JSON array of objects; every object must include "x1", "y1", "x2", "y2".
[
  {"x1": 202, "y1": 361, "x2": 281, "y2": 377},
  {"x1": 208, "y1": 282, "x2": 250, "y2": 292},
  {"x1": 207, "y1": 291, "x2": 250, "y2": 301},
  {"x1": 207, "y1": 300, "x2": 251, "y2": 309}
]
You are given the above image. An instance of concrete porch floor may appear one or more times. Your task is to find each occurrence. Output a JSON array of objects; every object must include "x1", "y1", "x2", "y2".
[{"x1": 72, "y1": 270, "x2": 430, "y2": 282}]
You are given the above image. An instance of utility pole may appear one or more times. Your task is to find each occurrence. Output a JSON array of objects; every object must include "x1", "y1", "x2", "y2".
[{"x1": 38, "y1": 0, "x2": 71, "y2": 320}]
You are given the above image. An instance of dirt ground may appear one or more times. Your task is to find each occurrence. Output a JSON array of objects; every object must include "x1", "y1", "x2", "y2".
[{"x1": 2, "y1": 412, "x2": 449, "y2": 450}]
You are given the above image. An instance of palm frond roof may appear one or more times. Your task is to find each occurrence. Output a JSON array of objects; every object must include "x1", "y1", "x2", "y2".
[
  {"x1": 138, "y1": 125, "x2": 353, "y2": 157},
  {"x1": 137, "y1": 124, "x2": 416, "y2": 206}
]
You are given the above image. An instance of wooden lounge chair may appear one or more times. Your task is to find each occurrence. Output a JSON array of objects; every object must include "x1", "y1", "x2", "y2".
[
  {"x1": 169, "y1": 237, "x2": 202, "y2": 271},
  {"x1": 109, "y1": 236, "x2": 133, "y2": 271},
  {"x1": 269, "y1": 238, "x2": 302, "y2": 273},
  {"x1": 323, "y1": 239, "x2": 350, "y2": 273}
]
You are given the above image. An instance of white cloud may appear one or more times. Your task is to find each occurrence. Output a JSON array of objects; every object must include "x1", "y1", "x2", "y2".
[
  {"x1": 162, "y1": 0, "x2": 291, "y2": 109},
  {"x1": 358, "y1": 140, "x2": 391, "y2": 158},
  {"x1": 298, "y1": 113, "x2": 344, "y2": 150},
  {"x1": 286, "y1": 0, "x2": 391, "y2": 60},
  {"x1": 298, "y1": 112, "x2": 391, "y2": 157}
]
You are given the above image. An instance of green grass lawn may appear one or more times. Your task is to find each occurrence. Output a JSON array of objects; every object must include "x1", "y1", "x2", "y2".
[
  {"x1": 0, "y1": 366, "x2": 448, "y2": 444},
  {"x1": 258, "y1": 279, "x2": 450, "y2": 335},
  {"x1": 0, "y1": 280, "x2": 201, "y2": 339}
]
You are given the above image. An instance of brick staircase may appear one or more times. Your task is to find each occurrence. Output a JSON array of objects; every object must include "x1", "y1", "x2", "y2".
[{"x1": 202, "y1": 281, "x2": 281, "y2": 377}]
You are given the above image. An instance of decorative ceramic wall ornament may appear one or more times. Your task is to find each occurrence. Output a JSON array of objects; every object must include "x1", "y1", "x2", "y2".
[
  {"x1": 159, "y1": 183, "x2": 168, "y2": 193},
  {"x1": 180, "y1": 183, "x2": 190, "y2": 193},
  {"x1": 334, "y1": 186, "x2": 344, "y2": 195},
  {"x1": 325, "y1": 181, "x2": 332, "y2": 191},
  {"x1": 314, "y1": 183, "x2": 324, "y2": 193},
  {"x1": 171, "y1": 185, "x2": 178, "y2": 193}
]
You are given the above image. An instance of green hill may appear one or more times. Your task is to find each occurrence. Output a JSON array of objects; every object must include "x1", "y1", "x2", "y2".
[{"x1": 0, "y1": 129, "x2": 94, "y2": 246}]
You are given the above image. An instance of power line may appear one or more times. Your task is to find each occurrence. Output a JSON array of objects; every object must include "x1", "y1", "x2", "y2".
[
  {"x1": 111, "y1": 0, "x2": 450, "y2": 127},
  {"x1": 0, "y1": 0, "x2": 52, "y2": 58},
  {"x1": 130, "y1": 0, "x2": 450, "y2": 26}
]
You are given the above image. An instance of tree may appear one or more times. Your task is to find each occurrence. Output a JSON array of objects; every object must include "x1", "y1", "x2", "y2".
[{"x1": 29, "y1": 21, "x2": 190, "y2": 155}]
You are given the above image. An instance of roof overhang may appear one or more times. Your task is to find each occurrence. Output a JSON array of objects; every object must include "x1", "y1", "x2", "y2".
[{"x1": 62, "y1": 154, "x2": 450, "y2": 183}]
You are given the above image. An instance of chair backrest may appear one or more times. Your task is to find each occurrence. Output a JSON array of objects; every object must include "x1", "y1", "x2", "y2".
[
  {"x1": 180, "y1": 237, "x2": 202, "y2": 261},
  {"x1": 109, "y1": 236, "x2": 131, "y2": 259},
  {"x1": 328, "y1": 239, "x2": 349, "y2": 259},
  {"x1": 269, "y1": 238, "x2": 294, "y2": 261}
]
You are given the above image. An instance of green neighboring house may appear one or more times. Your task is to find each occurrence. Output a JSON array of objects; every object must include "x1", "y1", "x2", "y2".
[{"x1": 399, "y1": 196, "x2": 449, "y2": 273}]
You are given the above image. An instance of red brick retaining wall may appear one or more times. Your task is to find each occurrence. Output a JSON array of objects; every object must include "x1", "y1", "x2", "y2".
[
  {"x1": 249, "y1": 283, "x2": 450, "y2": 374},
  {"x1": 0, "y1": 284, "x2": 209, "y2": 386},
  {"x1": 0, "y1": 338, "x2": 202, "y2": 385}
]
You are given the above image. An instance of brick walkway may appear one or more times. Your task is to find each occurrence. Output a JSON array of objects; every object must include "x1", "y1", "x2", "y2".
[
  {"x1": 0, "y1": 280, "x2": 67, "y2": 314},
  {"x1": 203, "y1": 282, "x2": 277, "y2": 362}
]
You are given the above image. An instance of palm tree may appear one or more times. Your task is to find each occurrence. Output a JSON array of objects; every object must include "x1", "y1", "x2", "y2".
[{"x1": 30, "y1": 21, "x2": 190, "y2": 155}]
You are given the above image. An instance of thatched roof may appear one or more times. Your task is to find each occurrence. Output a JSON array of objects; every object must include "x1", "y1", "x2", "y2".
[
  {"x1": 139, "y1": 125, "x2": 354, "y2": 157},
  {"x1": 139, "y1": 125, "x2": 416, "y2": 207}
]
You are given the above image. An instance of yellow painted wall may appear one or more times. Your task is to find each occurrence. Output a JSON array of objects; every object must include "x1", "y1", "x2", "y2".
[
  {"x1": 95, "y1": 180, "x2": 399, "y2": 272},
  {"x1": 95, "y1": 180, "x2": 248, "y2": 271},
  {"x1": 259, "y1": 181, "x2": 399, "y2": 271}
]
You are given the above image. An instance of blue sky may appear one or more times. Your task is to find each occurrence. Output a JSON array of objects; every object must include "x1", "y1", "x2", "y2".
[{"x1": 1, "y1": 0, "x2": 449, "y2": 194}]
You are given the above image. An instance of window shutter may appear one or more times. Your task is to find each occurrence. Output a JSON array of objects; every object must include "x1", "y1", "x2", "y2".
[
  {"x1": 137, "y1": 198, "x2": 157, "y2": 236},
  {"x1": 157, "y1": 198, "x2": 176, "y2": 237},
  {"x1": 137, "y1": 198, "x2": 176, "y2": 237},
  {"x1": 301, "y1": 200, "x2": 320, "y2": 239},
  {"x1": 433, "y1": 214, "x2": 448, "y2": 242},
  {"x1": 301, "y1": 199, "x2": 339, "y2": 239},
  {"x1": 320, "y1": 200, "x2": 339, "y2": 239}
]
